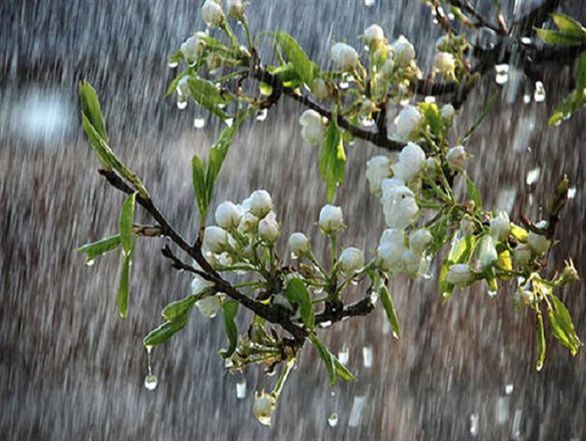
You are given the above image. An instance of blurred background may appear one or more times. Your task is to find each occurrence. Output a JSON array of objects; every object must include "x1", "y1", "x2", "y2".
[{"x1": 1, "y1": 0, "x2": 585, "y2": 439}]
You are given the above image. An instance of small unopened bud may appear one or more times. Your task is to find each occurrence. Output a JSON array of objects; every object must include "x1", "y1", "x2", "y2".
[
  {"x1": 460, "y1": 216, "x2": 476, "y2": 237},
  {"x1": 441, "y1": 103, "x2": 456, "y2": 121},
  {"x1": 338, "y1": 247, "x2": 365, "y2": 274},
  {"x1": 446, "y1": 145, "x2": 471, "y2": 169},
  {"x1": 513, "y1": 244, "x2": 532, "y2": 265},
  {"x1": 258, "y1": 217, "x2": 280, "y2": 243},
  {"x1": 446, "y1": 263, "x2": 474, "y2": 286},
  {"x1": 253, "y1": 391, "x2": 277, "y2": 427},
  {"x1": 195, "y1": 295, "x2": 222, "y2": 318},
  {"x1": 559, "y1": 259, "x2": 580, "y2": 284},
  {"x1": 203, "y1": 226, "x2": 229, "y2": 253},
  {"x1": 409, "y1": 228, "x2": 433, "y2": 255},
  {"x1": 288, "y1": 232, "x2": 311, "y2": 257},
  {"x1": 226, "y1": 0, "x2": 245, "y2": 19},
  {"x1": 363, "y1": 24, "x2": 385, "y2": 46},
  {"x1": 311, "y1": 78, "x2": 329, "y2": 100},
  {"x1": 331, "y1": 42, "x2": 360, "y2": 71},
  {"x1": 394, "y1": 105, "x2": 423, "y2": 141},
  {"x1": 202, "y1": 0, "x2": 224, "y2": 27},
  {"x1": 517, "y1": 284, "x2": 534, "y2": 306},
  {"x1": 248, "y1": 190, "x2": 273, "y2": 218},
  {"x1": 318, "y1": 204, "x2": 344, "y2": 234},
  {"x1": 238, "y1": 211, "x2": 258, "y2": 234},
  {"x1": 433, "y1": 51, "x2": 456, "y2": 77},
  {"x1": 215, "y1": 201, "x2": 242, "y2": 229},
  {"x1": 527, "y1": 232, "x2": 551, "y2": 255},
  {"x1": 391, "y1": 35, "x2": 415, "y2": 66},
  {"x1": 490, "y1": 211, "x2": 510, "y2": 242}
]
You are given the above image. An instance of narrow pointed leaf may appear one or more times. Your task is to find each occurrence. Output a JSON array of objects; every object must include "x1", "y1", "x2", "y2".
[
  {"x1": 120, "y1": 192, "x2": 137, "y2": 255},
  {"x1": 333, "y1": 357, "x2": 357, "y2": 382},
  {"x1": 192, "y1": 155, "x2": 208, "y2": 224},
  {"x1": 536, "y1": 313, "x2": 546, "y2": 371},
  {"x1": 117, "y1": 254, "x2": 132, "y2": 319},
  {"x1": 143, "y1": 313, "x2": 190, "y2": 347},
  {"x1": 162, "y1": 295, "x2": 198, "y2": 322},
  {"x1": 309, "y1": 335, "x2": 336, "y2": 384},
  {"x1": 319, "y1": 117, "x2": 346, "y2": 202},
  {"x1": 220, "y1": 300, "x2": 239, "y2": 358},
  {"x1": 76, "y1": 234, "x2": 121, "y2": 263},
  {"x1": 188, "y1": 76, "x2": 231, "y2": 119},
  {"x1": 273, "y1": 31, "x2": 315, "y2": 86},
  {"x1": 79, "y1": 81, "x2": 108, "y2": 142},
  {"x1": 284, "y1": 277, "x2": 315, "y2": 330},
  {"x1": 380, "y1": 284, "x2": 400, "y2": 339},
  {"x1": 551, "y1": 13, "x2": 586, "y2": 37},
  {"x1": 535, "y1": 28, "x2": 585, "y2": 46},
  {"x1": 549, "y1": 295, "x2": 582, "y2": 355}
]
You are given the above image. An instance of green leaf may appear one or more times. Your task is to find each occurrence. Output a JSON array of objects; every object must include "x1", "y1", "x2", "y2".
[
  {"x1": 220, "y1": 300, "x2": 239, "y2": 358},
  {"x1": 188, "y1": 76, "x2": 232, "y2": 119},
  {"x1": 192, "y1": 155, "x2": 208, "y2": 225},
  {"x1": 549, "y1": 295, "x2": 582, "y2": 356},
  {"x1": 76, "y1": 234, "x2": 121, "y2": 263},
  {"x1": 79, "y1": 81, "x2": 108, "y2": 142},
  {"x1": 466, "y1": 176, "x2": 483, "y2": 210},
  {"x1": 80, "y1": 114, "x2": 115, "y2": 169},
  {"x1": 439, "y1": 234, "x2": 477, "y2": 301},
  {"x1": 551, "y1": 13, "x2": 586, "y2": 37},
  {"x1": 143, "y1": 313, "x2": 190, "y2": 347},
  {"x1": 548, "y1": 52, "x2": 586, "y2": 126},
  {"x1": 319, "y1": 116, "x2": 346, "y2": 202},
  {"x1": 162, "y1": 295, "x2": 198, "y2": 322},
  {"x1": 576, "y1": 51, "x2": 586, "y2": 91},
  {"x1": 417, "y1": 102, "x2": 444, "y2": 136},
  {"x1": 273, "y1": 31, "x2": 315, "y2": 86},
  {"x1": 269, "y1": 62, "x2": 302, "y2": 86},
  {"x1": 535, "y1": 28, "x2": 585, "y2": 46},
  {"x1": 284, "y1": 278, "x2": 315, "y2": 330},
  {"x1": 333, "y1": 357, "x2": 357, "y2": 382},
  {"x1": 117, "y1": 253, "x2": 132, "y2": 319},
  {"x1": 120, "y1": 192, "x2": 137, "y2": 255},
  {"x1": 536, "y1": 313, "x2": 546, "y2": 371},
  {"x1": 310, "y1": 335, "x2": 336, "y2": 384},
  {"x1": 380, "y1": 284, "x2": 400, "y2": 339}
]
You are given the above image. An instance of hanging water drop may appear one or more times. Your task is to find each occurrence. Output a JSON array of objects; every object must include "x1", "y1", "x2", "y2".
[
  {"x1": 534, "y1": 81, "x2": 546, "y2": 102},
  {"x1": 339, "y1": 81, "x2": 349, "y2": 90},
  {"x1": 144, "y1": 374, "x2": 158, "y2": 391},
  {"x1": 177, "y1": 99, "x2": 187, "y2": 110},
  {"x1": 328, "y1": 412, "x2": 339, "y2": 427},
  {"x1": 567, "y1": 187, "x2": 577, "y2": 199},
  {"x1": 168, "y1": 60, "x2": 179, "y2": 69},
  {"x1": 236, "y1": 378, "x2": 247, "y2": 399},
  {"x1": 193, "y1": 118, "x2": 205, "y2": 129},
  {"x1": 505, "y1": 383, "x2": 514, "y2": 395},
  {"x1": 85, "y1": 259, "x2": 95, "y2": 267},
  {"x1": 469, "y1": 413, "x2": 479, "y2": 436},
  {"x1": 256, "y1": 108, "x2": 268, "y2": 121},
  {"x1": 362, "y1": 345, "x2": 373, "y2": 368},
  {"x1": 338, "y1": 346, "x2": 349, "y2": 365}
]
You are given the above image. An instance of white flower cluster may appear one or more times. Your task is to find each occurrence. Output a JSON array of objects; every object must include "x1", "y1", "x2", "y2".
[
  {"x1": 377, "y1": 227, "x2": 432, "y2": 278},
  {"x1": 299, "y1": 110, "x2": 326, "y2": 146}
]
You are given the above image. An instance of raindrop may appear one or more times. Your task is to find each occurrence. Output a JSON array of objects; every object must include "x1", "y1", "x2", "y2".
[
  {"x1": 523, "y1": 94, "x2": 531, "y2": 104},
  {"x1": 168, "y1": 60, "x2": 179, "y2": 69},
  {"x1": 339, "y1": 81, "x2": 349, "y2": 90},
  {"x1": 290, "y1": 252, "x2": 299, "y2": 260},
  {"x1": 469, "y1": 413, "x2": 479, "y2": 436},
  {"x1": 364, "y1": 0, "x2": 375, "y2": 7},
  {"x1": 224, "y1": 118, "x2": 234, "y2": 127},
  {"x1": 487, "y1": 287, "x2": 498, "y2": 298},
  {"x1": 360, "y1": 117, "x2": 375, "y2": 127},
  {"x1": 236, "y1": 378, "x2": 247, "y2": 399},
  {"x1": 177, "y1": 99, "x2": 188, "y2": 110},
  {"x1": 495, "y1": 73, "x2": 509, "y2": 85},
  {"x1": 495, "y1": 64, "x2": 509, "y2": 85},
  {"x1": 567, "y1": 187, "x2": 577, "y2": 199},
  {"x1": 328, "y1": 412, "x2": 339, "y2": 427},
  {"x1": 225, "y1": 358, "x2": 234, "y2": 368},
  {"x1": 350, "y1": 280, "x2": 359, "y2": 286},
  {"x1": 496, "y1": 396, "x2": 510, "y2": 425},
  {"x1": 512, "y1": 409, "x2": 523, "y2": 440},
  {"x1": 534, "y1": 81, "x2": 546, "y2": 102},
  {"x1": 256, "y1": 108, "x2": 268, "y2": 121},
  {"x1": 521, "y1": 37, "x2": 532, "y2": 45},
  {"x1": 526, "y1": 167, "x2": 540, "y2": 185},
  {"x1": 348, "y1": 396, "x2": 367, "y2": 428},
  {"x1": 144, "y1": 374, "x2": 158, "y2": 391},
  {"x1": 362, "y1": 345, "x2": 373, "y2": 368},
  {"x1": 193, "y1": 118, "x2": 206, "y2": 129},
  {"x1": 505, "y1": 384, "x2": 514, "y2": 395},
  {"x1": 338, "y1": 346, "x2": 349, "y2": 365},
  {"x1": 424, "y1": 96, "x2": 436, "y2": 103},
  {"x1": 85, "y1": 259, "x2": 95, "y2": 267},
  {"x1": 320, "y1": 320, "x2": 333, "y2": 328}
]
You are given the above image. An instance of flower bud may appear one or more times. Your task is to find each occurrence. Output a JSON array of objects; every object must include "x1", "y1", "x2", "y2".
[
  {"x1": 363, "y1": 24, "x2": 385, "y2": 46},
  {"x1": 202, "y1": 0, "x2": 224, "y2": 27},
  {"x1": 513, "y1": 244, "x2": 532, "y2": 265},
  {"x1": 517, "y1": 284, "x2": 534, "y2": 306},
  {"x1": 311, "y1": 78, "x2": 329, "y2": 100},
  {"x1": 441, "y1": 103, "x2": 456, "y2": 121},
  {"x1": 318, "y1": 204, "x2": 344, "y2": 234},
  {"x1": 394, "y1": 105, "x2": 423, "y2": 141},
  {"x1": 258, "y1": 216, "x2": 280, "y2": 243},
  {"x1": 339, "y1": 247, "x2": 365, "y2": 274},
  {"x1": 391, "y1": 141, "x2": 426, "y2": 181},
  {"x1": 446, "y1": 263, "x2": 474, "y2": 286},
  {"x1": 215, "y1": 201, "x2": 242, "y2": 229},
  {"x1": 253, "y1": 391, "x2": 277, "y2": 426},
  {"x1": 409, "y1": 228, "x2": 433, "y2": 255},
  {"x1": 446, "y1": 145, "x2": 471, "y2": 169},
  {"x1": 299, "y1": 110, "x2": 325, "y2": 145},
  {"x1": 191, "y1": 276, "x2": 214, "y2": 295},
  {"x1": 203, "y1": 226, "x2": 229, "y2": 253},
  {"x1": 433, "y1": 51, "x2": 456, "y2": 76},
  {"x1": 489, "y1": 211, "x2": 510, "y2": 242},
  {"x1": 238, "y1": 211, "x2": 258, "y2": 234},
  {"x1": 377, "y1": 228, "x2": 406, "y2": 272},
  {"x1": 180, "y1": 33, "x2": 206, "y2": 61},
  {"x1": 401, "y1": 249, "x2": 422, "y2": 278},
  {"x1": 382, "y1": 184, "x2": 419, "y2": 229},
  {"x1": 527, "y1": 232, "x2": 551, "y2": 255},
  {"x1": 248, "y1": 189, "x2": 273, "y2": 218},
  {"x1": 475, "y1": 235, "x2": 498, "y2": 271},
  {"x1": 380, "y1": 57, "x2": 395, "y2": 78},
  {"x1": 331, "y1": 42, "x2": 360, "y2": 71},
  {"x1": 365, "y1": 155, "x2": 391, "y2": 196},
  {"x1": 195, "y1": 295, "x2": 222, "y2": 318},
  {"x1": 288, "y1": 232, "x2": 311, "y2": 257},
  {"x1": 226, "y1": 0, "x2": 244, "y2": 19},
  {"x1": 391, "y1": 35, "x2": 415, "y2": 66},
  {"x1": 558, "y1": 259, "x2": 580, "y2": 284}
]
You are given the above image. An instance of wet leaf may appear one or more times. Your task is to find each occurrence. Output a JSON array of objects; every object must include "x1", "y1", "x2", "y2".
[
  {"x1": 273, "y1": 31, "x2": 315, "y2": 86},
  {"x1": 380, "y1": 284, "x2": 400, "y2": 339},
  {"x1": 319, "y1": 115, "x2": 346, "y2": 202},
  {"x1": 79, "y1": 81, "x2": 108, "y2": 142},
  {"x1": 120, "y1": 192, "x2": 137, "y2": 255},
  {"x1": 309, "y1": 335, "x2": 354, "y2": 384},
  {"x1": 188, "y1": 76, "x2": 232, "y2": 119},
  {"x1": 551, "y1": 13, "x2": 586, "y2": 38},
  {"x1": 117, "y1": 253, "x2": 132, "y2": 319},
  {"x1": 162, "y1": 295, "x2": 198, "y2": 322},
  {"x1": 143, "y1": 313, "x2": 190, "y2": 347},
  {"x1": 220, "y1": 300, "x2": 239, "y2": 358},
  {"x1": 549, "y1": 295, "x2": 582, "y2": 356},
  {"x1": 284, "y1": 278, "x2": 315, "y2": 330},
  {"x1": 535, "y1": 28, "x2": 585, "y2": 46},
  {"x1": 192, "y1": 155, "x2": 208, "y2": 225},
  {"x1": 76, "y1": 234, "x2": 121, "y2": 263}
]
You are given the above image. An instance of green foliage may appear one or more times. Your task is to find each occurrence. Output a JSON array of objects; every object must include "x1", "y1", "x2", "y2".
[
  {"x1": 272, "y1": 31, "x2": 316, "y2": 86},
  {"x1": 310, "y1": 335, "x2": 356, "y2": 385},
  {"x1": 144, "y1": 312, "x2": 190, "y2": 347},
  {"x1": 380, "y1": 284, "x2": 400, "y2": 339},
  {"x1": 117, "y1": 254, "x2": 132, "y2": 319},
  {"x1": 188, "y1": 76, "x2": 232, "y2": 119},
  {"x1": 549, "y1": 295, "x2": 582, "y2": 356},
  {"x1": 220, "y1": 300, "x2": 239, "y2": 358},
  {"x1": 284, "y1": 278, "x2": 315, "y2": 330},
  {"x1": 79, "y1": 81, "x2": 109, "y2": 143},
  {"x1": 162, "y1": 295, "x2": 198, "y2": 322},
  {"x1": 536, "y1": 313, "x2": 546, "y2": 371},
  {"x1": 548, "y1": 51, "x2": 586, "y2": 125},
  {"x1": 318, "y1": 115, "x2": 346, "y2": 202},
  {"x1": 535, "y1": 13, "x2": 586, "y2": 46},
  {"x1": 76, "y1": 234, "x2": 121, "y2": 263}
]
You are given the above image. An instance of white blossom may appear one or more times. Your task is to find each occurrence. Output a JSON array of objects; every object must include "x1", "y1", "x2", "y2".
[
  {"x1": 475, "y1": 235, "x2": 498, "y2": 271},
  {"x1": 226, "y1": 0, "x2": 244, "y2": 18},
  {"x1": 391, "y1": 141, "x2": 426, "y2": 182},
  {"x1": 446, "y1": 263, "x2": 474, "y2": 286},
  {"x1": 382, "y1": 184, "x2": 419, "y2": 228},
  {"x1": 446, "y1": 145, "x2": 471, "y2": 169},
  {"x1": 203, "y1": 226, "x2": 229, "y2": 253},
  {"x1": 319, "y1": 204, "x2": 344, "y2": 234},
  {"x1": 401, "y1": 249, "x2": 423, "y2": 277},
  {"x1": 365, "y1": 155, "x2": 391, "y2": 196},
  {"x1": 513, "y1": 244, "x2": 532, "y2": 265},
  {"x1": 391, "y1": 35, "x2": 415, "y2": 66},
  {"x1": 527, "y1": 232, "x2": 551, "y2": 254},
  {"x1": 238, "y1": 211, "x2": 258, "y2": 234},
  {"x1": 195, "y1": 295, "x2": 222, "y2": 318},
  {"x1": 433, "y1": 51, "x2": 456, "y2": 76},
  {"x1": 394, "y1": 105, "x2": 423, "y2": 141},
  {"x1": 377, "y1": 228, "x2": 407, "y2": 272},
  {"x1": 202, "y1": 0, "x2": 224, "y2": 27},
  {"x1": 489, "y1": 211, "x2": 510, "y2": 242},
  {"x1": 441, "y1": 103, "x2": 456, "y2": 121},
  {"x1": 311, "y1": 78, "x2": 329, "y2": 99},
  {"x1": 363, "y1": 24, "x2": 385, "y2": 45},
  {"x1": 191, "y1": 276, "x2": 214, "y2": 295},
  {"x1": 331, "y1": 42, "x2": 360, "y2": 71},
  {"x1": 215, "y1": 201, "x2": 242, "y2": 229},
  {"x1": 339, "y1": 247, "x2": 365, "y2": 274},
  {"x1": 258, "y1": 216, "x2": 280, "y2": 243},
  {"x1": 409, "y1": 228, "x2": 433, "y2": 255},
  {"x1": 299, "y1": 109, "x2": 325, "y2": 145},
  {"x1": 180, "y1": 33, "x2": 206, "y2": 61},
  {"x1": 248, "y1": 190, "x2": 273, "y2": 218},
  {"x1": 288, "y1": 232, "x2": 311, "y2": 256}
]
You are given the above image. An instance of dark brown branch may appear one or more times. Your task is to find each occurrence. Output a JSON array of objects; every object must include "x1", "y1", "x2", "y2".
[
  {"x1": 448, "y1": 0, "x2": 506, "y2": 35},
  {"x1": 315, "y1": 293, "x2": 375, "y2": 325}
]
